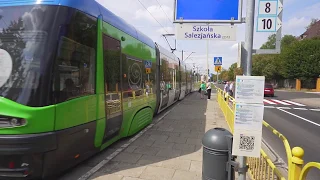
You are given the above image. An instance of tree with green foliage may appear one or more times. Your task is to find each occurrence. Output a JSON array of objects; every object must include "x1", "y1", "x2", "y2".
[
  {"x1": 226, "y1": 63, "x2": 243, "y2": 81},
  {"x1": 260, "y1": 34, "x2": 297, "y2": 50},
  {"x1": 227, "y1": 63, "x2": 237, "y2": 80},
  {"x1": 281, "y1": 39, "x2": 320, "y2": 80},
  {"x1": 260, "y1": 34, "x2": 276, "y2": 49},
  {"x1": 252, "y1": 34, "x2": 302, "y2": 80},
  {"x1": 219, "y1": 69, "x2": 229, "y2": 81},
  {"x1": 222, "y1": 29, "x2": 320, "y2": 84},
  {"x1": 281, "y1": 35, "x2": 297, "y2": 49}
]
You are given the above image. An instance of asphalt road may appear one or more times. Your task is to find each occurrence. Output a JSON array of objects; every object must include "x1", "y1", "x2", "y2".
[
  {"x1": 273, "y1": 90, "x2": 320, "y2": 108},
  {"x1": 263, "y1": 107, "x2": 320, "y2": 179},
  {"x1": 274, "y1": 90, "x2": 320, "y2": 100},
  {"x1": 214, "y1": 83, "x2": 320, "y2": 179}
]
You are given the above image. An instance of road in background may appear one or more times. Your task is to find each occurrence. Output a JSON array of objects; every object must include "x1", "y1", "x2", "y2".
[
  {"x1": 273, "y1": 90, "x2": 320, "y2": 108},
  {"x1": 262, "y1": 88, "x2": 320, "y2": 178},
  {"x1": 214, "y1": 84, "x2": 320, "y2": 179},
  {"x1": 263, "y1": 107, "x2": 320, "y2": 179}
]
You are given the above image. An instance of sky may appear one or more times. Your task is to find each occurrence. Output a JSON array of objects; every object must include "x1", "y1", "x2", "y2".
[{"x1": 96, "y1": 0, "x2": 320, "y2": 74}]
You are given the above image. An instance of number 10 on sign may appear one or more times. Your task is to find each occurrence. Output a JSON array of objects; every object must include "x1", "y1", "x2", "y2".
[
  {"x1": 256, "y1": 0, "x2": 282, "y2": 32},
  {"x1": 257, "y1": 17, "x2": 281, "y2": 32}
]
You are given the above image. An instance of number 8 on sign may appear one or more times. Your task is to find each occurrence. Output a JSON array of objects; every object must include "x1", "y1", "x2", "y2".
[
  {"x1": 258, "y1": 1, "x2": 277, "y2": 16},
  {"x1": 265, "y1": 2, "x2": 271, "y2": 13}
]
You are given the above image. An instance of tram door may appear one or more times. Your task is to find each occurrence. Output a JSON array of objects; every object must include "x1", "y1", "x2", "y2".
[{"x1": 102, "y1": 34, "x2": 123, "y2": 142}]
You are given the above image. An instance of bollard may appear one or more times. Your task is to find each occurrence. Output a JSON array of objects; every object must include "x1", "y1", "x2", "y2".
[
  {"x1": 202, "y1": 127, "x2": 235, "y2": 180},
  {"x1": 290, "y1": 147, "x2": 304, "y2": 180}
]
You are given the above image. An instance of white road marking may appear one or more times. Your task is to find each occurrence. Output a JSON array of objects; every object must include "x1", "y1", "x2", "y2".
[
  {"x1": 277, "y1": 107, "x2": 291, "y2": 110},
  {"x1": 282, "y1": 100, "x2": 306, "y2": 106},
  {"x1": 266, "y1": 106, "x2": 320, "y2": 111},
  {"x1": 264, "y1": 106, "x2": 275, "y2": 108},
  {"x1": 277, "y1": 108, "x2": 320, "y2": 127},
  {"x1": 293, "y1": 108, "x2": 308, "y2": 111},
  {"x1": 263, "y1": 99, "x2": 276, "y2": 104},
  {"x1": 310, "y1": 109, "x2": 320, "y2": 112},
  {"x1": 271, "y1": 99, "x2": 291, "y2": 105},
  {"x1": 77, "y1": 102, "x2": 181, "y2": 180}
]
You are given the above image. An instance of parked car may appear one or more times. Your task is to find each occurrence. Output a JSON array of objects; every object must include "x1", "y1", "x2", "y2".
[{"x1": 264, "y1": 84, "x2": 274, "y2": 97}]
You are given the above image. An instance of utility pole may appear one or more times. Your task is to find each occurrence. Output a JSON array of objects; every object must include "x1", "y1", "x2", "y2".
[
  {"x1": 206, "y1": 40, "x2": 209, "y2": 81},
  {"x1": 197, "y1": 66, "x2": 199, "y2": 82},
  {"x1": 243, "y1": 0, "x2": 255, "y2": 76},
  {"x1": 182, "y1": 50, "x2": 184, "y2": 61},
  {"x1": 217, "y1": 71, "x2": 219, "y2": 82},
  {"x1": 238, "y1": 0, "x2": 256, "y2": 180}
]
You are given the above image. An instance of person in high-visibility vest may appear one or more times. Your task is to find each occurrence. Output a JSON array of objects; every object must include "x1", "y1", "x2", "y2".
[{"x1": 200, "y1": 81, "x2": 206, "y2": 99}]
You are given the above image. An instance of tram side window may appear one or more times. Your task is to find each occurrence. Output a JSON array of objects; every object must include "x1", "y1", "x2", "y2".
[
  {"x1": 175, "y1": 64, "x2": 180, "y2": 90},
  {"x1": 53, "y1": 10, "x2": 97, "y2": 103},
  {"x1": 126, "y1": 58, "x2": 143, "y2": 96}
]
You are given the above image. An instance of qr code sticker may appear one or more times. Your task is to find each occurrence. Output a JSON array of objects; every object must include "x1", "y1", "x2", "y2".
[{"x1": 239, "y1": 134, "x2": 255, "y2": 150}]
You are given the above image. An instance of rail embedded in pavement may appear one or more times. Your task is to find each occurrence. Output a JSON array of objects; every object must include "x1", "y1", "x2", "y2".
[{"x1": 215, "y1": 87, "x2": 320, "y2": 180}]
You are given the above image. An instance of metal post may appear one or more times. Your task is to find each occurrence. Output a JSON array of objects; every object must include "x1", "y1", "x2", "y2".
[
  {"x1": 197, "y1": 67, "x2": 199, "y2": 82},
  {"x1": 238, "y1": 0, "x2": 256, "y2": 180},
  {"x1": 243, "y1": 0, "x2": 255, "y2": 76},
  {"x1": 217, "y1": 71, "x2": 219, "y2": 82},
  {"x1": 206, "y1": 40, "x2": 209, "y2": 79},
  {"x1": 182, "y1": 50, "x2": 184, "y2": 61}
]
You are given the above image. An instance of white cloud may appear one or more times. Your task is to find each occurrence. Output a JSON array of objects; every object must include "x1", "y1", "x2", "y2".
[
  {"x1": 283, "y1": 17, "x2": 309, "y2": 35},
  {"x1": 294, "y1": 2, "x2": 320, "y2": 18},
  {"x1": 156, "y1": 26, "x2": 174, "y2": 34},
  {"x1": 281, "y1": 2, "x2": 320, "y2": 36},
  {"x1": 134, "y1": 5, "x2": 173, "y2": 24}
]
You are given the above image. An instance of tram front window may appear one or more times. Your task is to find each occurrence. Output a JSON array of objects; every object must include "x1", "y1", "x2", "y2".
[
  {"x1": 0, "y1": 5, "x2": 96, "y2": 107},
  {"x1": 0, "y1": 5, "x2": 61, "y2": 107}
]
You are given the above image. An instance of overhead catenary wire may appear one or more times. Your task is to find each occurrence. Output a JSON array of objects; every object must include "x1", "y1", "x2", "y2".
[
  {"x1": 136, "y1": 0, "x2": 170, "y2": 34},
  {"x1": 153, "y1": 0, "x2": 176, "y2": 51},
  {"x1": 136, "y1": 0, "x2": 176, "y2": 53},
  {"x1": 154, "y1": 0, "x2": 174, "y2": 27}
]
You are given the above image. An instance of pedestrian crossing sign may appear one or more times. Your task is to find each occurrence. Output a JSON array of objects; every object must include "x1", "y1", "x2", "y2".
[{"x1": 214, "y1": 57, "x2": 223, "y2": 65}]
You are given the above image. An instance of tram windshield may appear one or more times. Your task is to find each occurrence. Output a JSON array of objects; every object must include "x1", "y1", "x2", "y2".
[{"x1": 0, "y1": 5, "x2": 97, "y2": 107}]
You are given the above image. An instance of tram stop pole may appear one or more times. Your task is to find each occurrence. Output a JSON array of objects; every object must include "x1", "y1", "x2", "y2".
[{"x1": 239, "y1": 0, "x2": 256, "y2": 179}]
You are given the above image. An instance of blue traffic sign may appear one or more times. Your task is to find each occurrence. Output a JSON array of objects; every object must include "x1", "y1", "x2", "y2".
[
  {"x1": 174, "y1": 0, "x2": 242, "y2": 23},
  {"x1": 144, "y1": 61, "x2": 152, "y2": 68},
  {"x1": 214, "y1": 57, "x2": 223, "y2": 65}
]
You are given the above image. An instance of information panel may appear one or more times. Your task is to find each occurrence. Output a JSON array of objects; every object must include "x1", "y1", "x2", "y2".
[
  {"x1": 234, "y1": 103, "x2": 264, "y2": 131},
  {"x1": 235, "y1": 76, "x2": 265, "y2": 104},
  {"x1": 232, "y1": 75, "x2": 265, "y2": 158}
]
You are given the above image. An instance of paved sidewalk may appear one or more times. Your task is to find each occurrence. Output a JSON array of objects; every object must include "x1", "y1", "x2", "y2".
[{"x1": 88, "y1": 90, "x2": 231, "y2": 180}]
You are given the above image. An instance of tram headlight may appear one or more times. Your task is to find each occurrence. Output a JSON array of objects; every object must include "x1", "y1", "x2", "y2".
[
  {"x1": 10, "y1": 118, "x2": 27, "y2": 127},
  {"x1": 0, "y1": 116, "x2": 27, "y2": 128}
]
